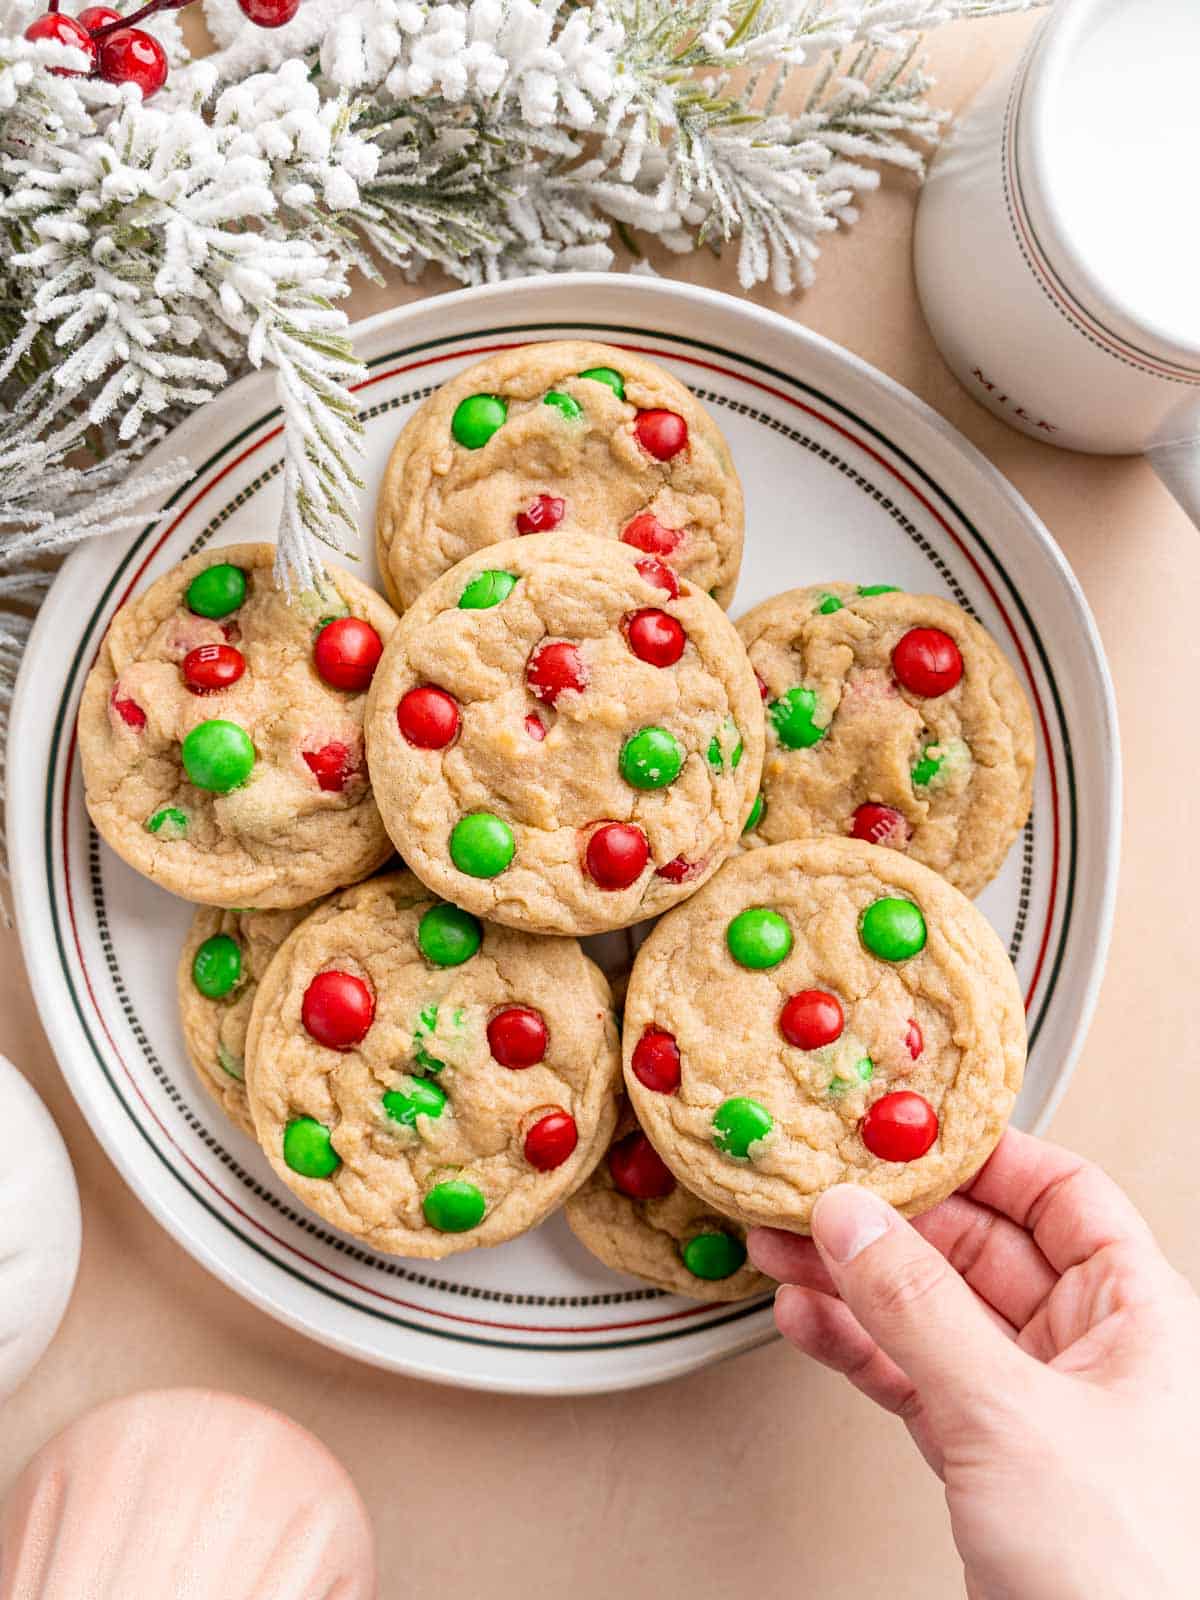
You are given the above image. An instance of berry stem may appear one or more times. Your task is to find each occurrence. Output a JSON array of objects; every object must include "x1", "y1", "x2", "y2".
[{"x1": 90, "y1": 0, "x2": 191, "y2": 39}]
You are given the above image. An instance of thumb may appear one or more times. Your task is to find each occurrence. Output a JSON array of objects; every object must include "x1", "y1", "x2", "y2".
[{"x1": 811, "y1": 1184, "x2": 1023, "y2": 1414}]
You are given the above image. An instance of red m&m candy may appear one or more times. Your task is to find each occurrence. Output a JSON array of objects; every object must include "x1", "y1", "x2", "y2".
[
  {"x1": 314, "y1": 617, "x2": 383, "y2": 692},
  {"x1": 182, "y1": 643, "x2": 245, "y2": 695},
  {"x1": 524, "y1": 713, "x2": 547, "y2": 742},
  {"x1": 905, "y1": 1019, "x2": 924, "y2": 1060},
  {"x1": 892, "y1": 628, "x2": 963, "y2": 698},
  {"x1": 634, "y1": 410, "x2": 688, "y2": 461},
  {"x1": 303, "y1": 742, "x2": 356, "y2": 792},
  {"x1": 621, "y1": 512, "x2": 683, "y2": 556},
  {"x1": 860, "y1": 1090, "x2": 938, "y2": 1162},
  {"x1": 850, "y1": 802, "x2": 910, "y2": 847},
  {"x1": 487, "y1": 1006, "x2": 548, "y2": 1068},
  {"x1": 779, "y1": 990, "x2": 844, "y2": 1050},
  {"x1": 608, "y1": 1131, "x2": 676, "y2": 1199},
  {"x1": 110, "y1": 683, "x2": 146, "y2": 730},
  {"x1": 624, "y1": 608, "x2": 685, "y2": 667},
  {"x1": 524, "y1": 1109, "x2": 578, "y2": 1171},
  {"x1": 655, "y1": 855, "x2": 705, "y2": 884},
  {"x1": 635, "y1": 557, "x2": 679, "y2": 597},
  {"x1": 301, "y1": 970, "x2": 374, "y2": 1049},
  {"x1": 516, "y1": 494, "x2": 565, "y2": 534},
  {"x1": 527, "y1": 641, "x2": 587, "y2": 705},
  {"x1": 584, "y1": 822, "x2": 648, "y2": 890},
  {"x1": 631, "y1": 1028, "x2": 681, "y2": 1094},
  {"x1": 397, "y1": 686, "x2": 460, "y2": 748}
]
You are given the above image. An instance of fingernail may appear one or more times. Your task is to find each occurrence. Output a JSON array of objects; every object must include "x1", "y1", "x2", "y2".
[{"x1": 811, "y1": 1185, "x2": 894, "y2": 1264}]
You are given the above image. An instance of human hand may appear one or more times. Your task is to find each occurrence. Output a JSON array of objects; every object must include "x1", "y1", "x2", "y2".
[{"x1": 748, "y1": 1129, "x2": 1200, "y2": 1600}]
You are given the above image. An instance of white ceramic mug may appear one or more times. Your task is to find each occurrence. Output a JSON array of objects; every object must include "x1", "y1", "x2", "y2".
[{"x1": 914, "y1": 0, "x2": 1200, "y2": 525}]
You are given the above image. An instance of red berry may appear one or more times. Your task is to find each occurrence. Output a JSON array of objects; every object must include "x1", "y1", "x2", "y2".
[
  {"x1": 524, "y1": 712, "x2": 546, "y2": 742},
  {"x1": 527, "y1": 641, "x2": 587, "y2": 705},
  {"x1": 634, "y1": 410, "x2": 688, "y2": 461},
  {"x1": 516, "y1": 494, "x2": 565, "y2": 534},
  {"x1": 236, "y1": 0, "x2": 301, "y2": 24},
  {"x1": 609, "y1": 1131, "x2": 676, "y2": 1200},
  {"x1": 630, "y1": 1028, "x2": 681, "y2": 1094},
  {"x1": 861, "y1": 1091, "x2": 938, "y2": 1162},
  {"x1": 621, "y1": 512, "x2": 683, "y2": 557},
  {"x1": 303, "y1": 741, "x2": 356, "y2": 792},
  {"x1": 313, "y1": 617, "x2": 383, "y2": 692},
  {"x1": 23, "y1": 12, "x2": 96, "y2": 70},
  {"x1": 524, "y1": 1109, "x2": 578, "y2": 1171},
  {"x1": 624, "y1": 608, "x2": 685, "y2": 667},
  {"x1": 96, "y1": 27, "x2": 167, "y2": 96},
  {"x1": 182, "y1": 643, "x2": 245, "y2": 695},
  {"x1": 780, "y1": 990, "x2": 844, "y2": 1050},
  {"x1": 301, "y1": 970, "x2": 374, "y2": 1049},
  {"x1": 850, "y1": 802, "x2": 911, "y2": 848},
  {"x1": 109, "y1": 683, "x2": 146, "y2": 730},
  {"x1": 487, "y1": 1006, "x2": 548, "y2": 1068},
  {"x1": 892, "y1": 628, "x2": 963, "y2": 698},
  {"x1": 755, "y1": 673, "x2": 768, "y2": 700},
  {"x1": 635, "y1": 557, "x2": 679, "y2": 598},
  {"x1": 584, "y1": 822, "x2": 648, "y2": 890},
  {"x1": 655, "y1": 855, "x2": 705, "y2": 884},
  {"x1": 906, "y1": 1018, "x2": 924, "y2": 1061},
  {"x1": 397, "y1": 686, "x2": 460, "y2": 748},
  {"x1": 77, "y1": 4, "x2": 121, "y2": 26}
]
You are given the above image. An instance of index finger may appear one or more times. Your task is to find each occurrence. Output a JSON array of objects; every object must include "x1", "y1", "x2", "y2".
[{"x1": 962, "y1": 1127, "x2": 1157, "y2": 1273}]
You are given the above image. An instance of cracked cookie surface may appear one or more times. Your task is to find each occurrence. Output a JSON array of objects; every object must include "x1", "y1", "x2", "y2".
[
  {"x1": 737, "y1": 585, "x2": 1034, "y2": 897},
  {"x1": 364, "y1": 533, "x2": 763, "y2": 937},
  {"x1": 566, "y1": 1103, "x2": 772, "y2": 1302},
  {"x1": 245, "y1": 872, "x2": 621, "y2": 1258},
  {"x1": 178, "y1": 902, "x2": 318, "y2": 1136},
  {"x1": 79, "y1": 543, "x2": 398, "y2": 908},
  {"x1": 375, "y1": 340, "x2": 744, "y2": 611},
  {"x1": 623, "y1": 838, "x2": 1025, "y2": 1233}
]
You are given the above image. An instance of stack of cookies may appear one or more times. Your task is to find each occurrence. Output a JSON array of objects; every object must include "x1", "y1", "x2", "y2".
[{"x1": 78, "y1": 341, "x2": 1034, "y2": 1304}]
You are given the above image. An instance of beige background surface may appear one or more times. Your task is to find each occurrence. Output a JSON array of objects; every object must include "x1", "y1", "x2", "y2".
[{"x1": 4, "y1": 14, "x2": 1198, "y2": 1598}]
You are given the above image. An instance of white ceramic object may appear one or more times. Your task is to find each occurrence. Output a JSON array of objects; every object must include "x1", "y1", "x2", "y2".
[
  {"x1": 0, "y1": 1389, "x2": 376, "y2": 1598},
  {"x1": 914, "y1": 0, "x2": 1200, "y2": 524},
  {"x1": 9, "y1": 273, "x2": 1119, "y2": 1394},
  {"x1": 0, "y1": 1055, "x2": 80, "y2": 1402}
]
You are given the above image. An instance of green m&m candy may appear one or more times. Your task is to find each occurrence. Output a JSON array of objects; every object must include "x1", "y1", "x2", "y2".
[
  {"x1": 682, "y1": 1231, "x2": 747, "y2": 1280},
  {"x1": 543, "y1": 390, "x2": 582, "y2": 420},
  {"x1": 450, "y1": 812, "x2": 515, "y2": 878},
  {"x1": 283, "y1": 1116, "x2": 340, "y2": 1179},
  {"x1": 192, "y1": 933, "x2": 242, "y2": 999},
  {"x1": 817, "y1": 593, "x2": 843, "y2": 615},
  {"x1": 830, "y1": 1057, "x2": 874, "y2": 1095},
  {"x1": 216, "y1": 1043, "x2": 244, "y2": 1081},
  {"x1": 769, "y1": 686, "x2": 825, "y2": 750},
  {"x1": 706, "y1": 719, "x2": 743, "y2": 772},
  {"x1": 726, "y1": 907, "x2": 792, "y2": 969},
  {"x1": 713, "y1": 1096, "x2": 773, "y2": 1160},
  {"x1": 424, "y1": 1179, "x2": 486, "y2": 1232},
  {"x1": 452, "y1": 394, "x2": 507, "y2": 449},
  {"x1": 578, "y1": 366, "x2": 624, "y2": 399},
  {"x1": 144, "y1": 806, "x2": 188, "y2": 840},
  {"x1": 860, "y1": 896, "x2": 927, "y2": 961},
  {"x1": 911, "y1": 748, "x2": 944, "y2": 788},
  {"x1": 383, "y1": 1077, "x2": 448, "y2": 1127},
  {"x1": 742, "y1": 792, "x2": 764, "y2": 834},
  {"x1": 182, "y1": 720, "x2": 255, "y2": 792},
  {"x1": 619, "y1": 726, "x2": 684, "y2": 790},
  {"x1": 418, "y1": 903, "x2": 482, "y2": 967},
  {"x1": 412, "y1": 1001, "x2": 447, "y2": 1074},
  {"x1": 858, "y1": 584, "x2": 900, "y2": 597},
  {"x1": 458, "y1": 570, "x2": 517, "y2": 610},
  {"x1": 186, "y1": 563, "x2": 246, "y2": 619}
]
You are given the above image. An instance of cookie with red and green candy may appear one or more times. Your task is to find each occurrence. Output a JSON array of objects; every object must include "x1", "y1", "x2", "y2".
[
  {"x1": 566, "y1": 1102, "x2": 773, "y2": 1302},
  {"x1": 244, "y1": 872, "x2": 622, "y2": 1258},
  {"x1": 363, "y1": 533, "x2": 764, "y2": 938},
  {"x1": 736, "y1": 584, "x2": 1034, "y2": 898},
  {"x1": 622, "y1": 837, "x2": 1026, "y2": 1234},
  {"x1": 78, "y1": 543, "x2": 397, "y2": 909},
  {"x1": 375, "y1": 340, "x2": 744, "y2": 613},
  {"x1": 177, "y1": 902, "x2": 322, "y2": 1136}
]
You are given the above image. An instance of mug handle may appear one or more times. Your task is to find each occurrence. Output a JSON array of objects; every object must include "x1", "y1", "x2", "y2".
[{"x1": 1147, "y1": 439, "x2": 1200, "y2": 531}]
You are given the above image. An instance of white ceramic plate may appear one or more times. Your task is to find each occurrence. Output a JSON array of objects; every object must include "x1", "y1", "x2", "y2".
[{"x1": 10, "y1": 275, "x2": 1120, "y2": 1395}]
